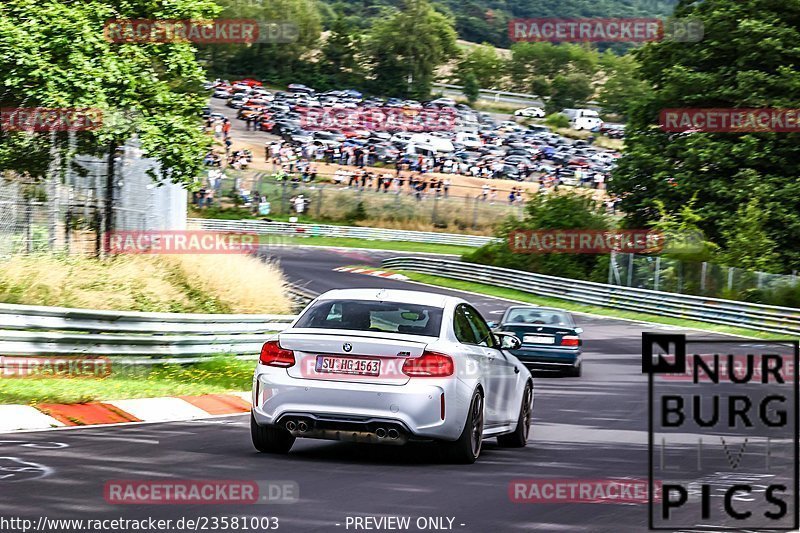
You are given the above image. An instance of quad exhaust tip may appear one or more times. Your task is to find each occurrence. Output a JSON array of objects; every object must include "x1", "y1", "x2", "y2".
[
  {"x1": 298, "y1": 421, "x2": 308, "y2": 432},
  {"x1": 285, "y1": 421, "x2": 296, "y2": 431},
  {"x1": 388, "y1": 428, "x2": 400, "y2": 440},
  {"x1": 375, "y1": 428, "x2": 387, "y2": 438}
]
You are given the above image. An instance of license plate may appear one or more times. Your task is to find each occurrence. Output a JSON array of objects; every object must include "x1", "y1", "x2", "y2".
[
  {"x1": 523, "y1": 335, "x2": 555, "y2": 345},
  {"x1": 316, "y1": 356, "x2": 380, "y2": 376}
]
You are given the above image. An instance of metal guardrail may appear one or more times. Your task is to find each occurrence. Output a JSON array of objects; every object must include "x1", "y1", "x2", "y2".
[
  {"x1": 381, "y1": 257, "x2": 800, "y2": 336},
  {"x1": 0, "y1": 302, "x2": 298, "y2": 358},
  {"x1": 433, "y1": 82, "x2": 600, "y2": 108},
  {"x1": 188, "y1": 218, "x2": 495, "y2": 248}
]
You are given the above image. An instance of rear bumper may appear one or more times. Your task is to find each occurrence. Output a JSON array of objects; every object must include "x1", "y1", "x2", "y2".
[
  {"x1": 510, "y1": 347, "x2": 581, "y2": 370},
  {"x1": 251, "y1": 365, "x2": 472, "y2": 441}
]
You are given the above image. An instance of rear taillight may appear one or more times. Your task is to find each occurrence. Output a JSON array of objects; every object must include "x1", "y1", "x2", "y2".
[
  {"x1": 402, "y1": 351, "x2": 454, "y2": 377},
  {"x1": 561, "y1": 336, "x2": 581, "y2": 347},
  {"x1": 259, "y1": 340, "x2": 295, "y2": 367}
]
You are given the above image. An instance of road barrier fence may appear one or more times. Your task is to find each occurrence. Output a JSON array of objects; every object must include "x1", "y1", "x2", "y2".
[{"x1": 381, "y1": 257, "x2": 800, "y2": 336}]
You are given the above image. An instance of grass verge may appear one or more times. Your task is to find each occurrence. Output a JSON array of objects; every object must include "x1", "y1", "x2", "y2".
[
  {"x1": 1, "y1": 357, "x2": 255, "y2": 405},
  {"x1": 273, "y1": 236, "x2": 476, "y2": 255},
  {"x1": 0, "y1": 253, "x2": 291, "y2": 314},
  {"x1": 393, "y1": 270, "x2": 783, "y2": 340}
]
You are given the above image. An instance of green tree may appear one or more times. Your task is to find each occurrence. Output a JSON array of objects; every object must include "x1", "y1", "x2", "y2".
[
  {"x1": 456, "y1": 43, "x2": 503, "y2": 89},
  {"x1": 718, "y1": 199, "x2": 782, "y2": 273},
  {"x1": 597, "y1": 53, "x2": 651, "y2": 119},
  {"x1": 364, "y1": 0, "x2": 459, "y2": 99},
  {"x1": 464, "y1": 192, "x2": 610, "y2": 281},
  {"x1": 547, "y1": 73, "x2": 593, "y2": 114},
  {"x1": 610, "y1": 0, "x2": 800, "y2": 272},
  {"x1": 321, "y1": 14, "x2": 363, "y2": 87},
  {"x1": 203, "y1": 0, "x2": 322, "y2": 84},
  {"x1": 0, "y1": 0, "x2": 217, "y2": 186},
  {"x1": 462, "y1": 72, "x2": 480, "y2": 104}
]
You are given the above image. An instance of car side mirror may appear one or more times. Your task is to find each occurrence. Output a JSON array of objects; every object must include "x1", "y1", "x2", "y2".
[
  {"x1": 496, "y1": 333, "x2": 521, "y2": 350},
  {"x1": 574, "y1": 327, "x2": 583, "y2": 334}
]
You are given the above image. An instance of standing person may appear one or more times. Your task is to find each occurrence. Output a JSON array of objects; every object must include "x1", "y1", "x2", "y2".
[
  {"x1": 481, "y1": 183, "x2": 489, "y2": 201},
  {"x1": 594, "y1": 171, "x2": 605, "y2": 190},
  {"x1": 224, "y1": 138, "x2": 232, "y2": 157},
  {"x1": 214, "y1": 121, "x2": 223, "y2": 139},
  {"x1": 222, "y1": 119, "x2": 231, "y2": 139},
  {"x1": 443, "y1": 178, "x2": 450, "y2": 198}
]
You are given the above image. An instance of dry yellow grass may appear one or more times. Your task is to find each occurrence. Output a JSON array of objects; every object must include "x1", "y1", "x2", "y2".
[
  {"x1": 162, "y1": 254, "x2": 290, "y2": 314},
  {"x1": 0, "y1": 253, "x2": 291, "y2": 314}
]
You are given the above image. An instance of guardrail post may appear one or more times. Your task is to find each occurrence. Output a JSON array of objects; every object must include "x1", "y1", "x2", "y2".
[
  {"x1": 64, "y1": 209, "x2": 72, "y2": 254},
  {"x1": 626, "y1": 253, "x2": 634, "y2": 287},
  {"x1": 700, "y1": 262, "x2": 708, "y2": 293},
  {"x1": 24, "y1": 195, "x2": 33, "y2": 254},
  {"x1": 654, "y1": 256, "x2": 661, "y2": 292}
]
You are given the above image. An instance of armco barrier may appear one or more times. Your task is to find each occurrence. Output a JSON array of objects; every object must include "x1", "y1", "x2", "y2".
[
  {"x1": 381, "y1": 257, "x2": 800, "y2": 336},
  {"x1": 188, "y1": 218, "x2": 495, "y2": 248},
  {"x1": 0, "y1": 302, "x2": 298, "y2": 359}
]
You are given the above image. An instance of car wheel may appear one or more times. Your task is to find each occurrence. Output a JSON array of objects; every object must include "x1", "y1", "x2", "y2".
[
  {"x1": 566, "y1": 362, "x2": 582, "y2": 377},
  {"x1": 497, "y1": 382, "x2": 533, "y2": 448},
  {"x1": 441, "y1": 390, "x2": 484, "y2": 464},
  {"x1": 251, "y1": 412, "x2": 295, "y2": 454}
]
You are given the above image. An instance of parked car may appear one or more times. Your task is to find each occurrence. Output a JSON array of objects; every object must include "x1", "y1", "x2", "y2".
[{"x1": 514, "y1": 107, "x2": 546, "y2": 118}]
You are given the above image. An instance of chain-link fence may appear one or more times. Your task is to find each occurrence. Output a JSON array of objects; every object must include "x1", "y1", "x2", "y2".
[
  {"x1": 609, "y1": 252, "x2": 799, "y2": 302},
  {"x1": 0, "y1": 138, "x2": 186, "y2": 257},
  {"x1": 198, "y1": 169, "x2": 529, "y2": 233}
]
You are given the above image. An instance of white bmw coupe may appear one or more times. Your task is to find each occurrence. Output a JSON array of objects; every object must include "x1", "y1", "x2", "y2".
[{"x1": 251, "y1": 288, "x2": 533, "y2": 463}]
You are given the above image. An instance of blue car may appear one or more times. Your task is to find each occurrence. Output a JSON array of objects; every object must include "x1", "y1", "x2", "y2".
[{"x1": 490, "y1": 306, "x2": 583, "y2": 377}]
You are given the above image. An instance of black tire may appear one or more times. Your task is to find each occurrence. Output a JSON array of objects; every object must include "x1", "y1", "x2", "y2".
[
  {"x1": 497, "y1": 382, "x2": 533, "y2": 448},
  {"x1": 251, "y1": 412, "x2": 295, "y2": 454},
  {"x1": 441, "y1": 390, "x2": 484, "y2": 464},
  {"x1": 566, "y1": 362, "x2": 582, "y2": 377}
]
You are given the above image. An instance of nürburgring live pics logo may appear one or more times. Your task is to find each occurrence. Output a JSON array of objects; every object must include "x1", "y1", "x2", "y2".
[{"x1": 643, "y1": 333, "x2": 799, "y2": 530}]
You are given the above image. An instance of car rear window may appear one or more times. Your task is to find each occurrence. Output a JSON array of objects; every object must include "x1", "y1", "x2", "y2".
[
  {"x1": 295, "y1": 300, "x2": 443, "y2": 336},
  {"x1": 505, "y1": 309, "x2": 574, "y2": 326}
]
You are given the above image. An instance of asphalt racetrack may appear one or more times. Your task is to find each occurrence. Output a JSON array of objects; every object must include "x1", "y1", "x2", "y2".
[{"x1": 1, "y1": 246, "x2": 794, "y2": 533}]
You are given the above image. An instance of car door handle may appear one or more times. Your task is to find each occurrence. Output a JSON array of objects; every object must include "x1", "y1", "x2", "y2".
[{"x1": 514, "y1": 366, "x2": 520, "y2": 374}]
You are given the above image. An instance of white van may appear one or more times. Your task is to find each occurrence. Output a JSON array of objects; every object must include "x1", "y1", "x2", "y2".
[
  {"x1": 409, "y1": 133, "x2": 454, "y2": 153},
  {"x1": 405, "y1": 142, "x2": 437, "y2": 158},
  {"x1": 571, "y1": 115, "x2": 603, "y2": 131},
  {"x1": 455, "y1": 132, "x2": 482, "y2": 148},
  {"x1": 563, "y1": 109, "x2": 603, "y2": 130}
]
